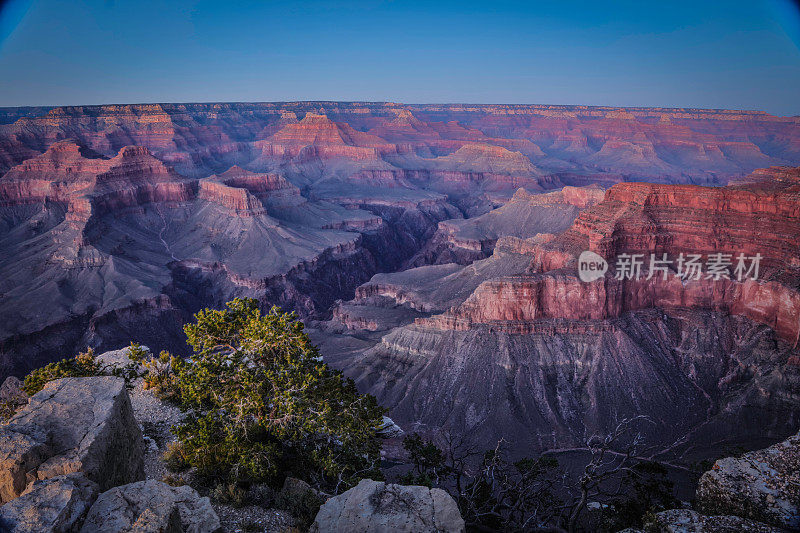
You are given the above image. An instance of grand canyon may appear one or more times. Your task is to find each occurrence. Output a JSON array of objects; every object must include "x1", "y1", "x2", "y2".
[
  {"x1": 0, "y1": 101, "x2": 798, "y2": 468},
  {"x1": 2, "y1": 0, "x2": 799, "y2": 528}
]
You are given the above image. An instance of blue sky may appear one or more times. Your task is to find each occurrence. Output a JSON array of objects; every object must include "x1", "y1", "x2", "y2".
[{"x1": 0, "y1": 0, "x2": 799, "y2": 114}]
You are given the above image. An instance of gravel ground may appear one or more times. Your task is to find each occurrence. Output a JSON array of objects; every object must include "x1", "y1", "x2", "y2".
[
  {"x1": 129, "y1": 381, "x2": 182, "y2": 482},
  {"x1": 125, "y1": 366, "x2": 296, "y2": 532},
  {"x1": 213, "y1": 504, "x2": 295, "y2": 533}
]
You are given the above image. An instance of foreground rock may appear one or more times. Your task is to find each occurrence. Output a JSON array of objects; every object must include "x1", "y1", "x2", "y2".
[
  {"x1": 696, "y1": 431, "x2": 800, "y2": 530},
  {"x1": 0, "y1": 378, "x2": 26, "y2": 406},
  {"x1": 649, "y1": 509, "x2": 784, "y2": 532},
  {"x1": 311, "y1": 479, "x2": 465, "y2": 533},
  {"x1": 95, "y1": 345, "x2": 147, "y2": 372},
  {"x1": 0, "y1": 473, "x2": 99, "y2": 532},
  {"x1": 79, "y1": 480, "x2": 220, "y2": 533},
  {"x1": 0, "y1": 377, "x2": 144, "y2": 503},
  {"x1": 276, "y1": 476, "x2": 319, "y2": 506}
]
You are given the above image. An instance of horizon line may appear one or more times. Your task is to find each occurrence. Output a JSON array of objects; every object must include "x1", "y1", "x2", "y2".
[{"x1": 2, "y1": 100, "x2": 798, "y2": 118}]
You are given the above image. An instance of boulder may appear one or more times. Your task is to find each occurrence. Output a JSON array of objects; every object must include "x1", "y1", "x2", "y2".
[
  {"x1": 649, "y1": 509, "x2": 784, "y2": 532},
  {"x1": 0, "y1": 432, "x2": 50, "y2": 503},
  {"x1": 79, "y1": 480, "x2": 221, "y2": 533},
  {"x1": 377, "y1": 416, "x2": 405, "y2": 438},
  {"x1": 696, "y1": 431, "x2": 800, "y2": 530},
  {"x1": 95, "y1": 345, "x2": 149, "y2": 372},
  {"x1": 275, "y1": 477, "x2": 323, "y2": 527},
  {"x1": 0, "y1": 378, "x2": 26, "y2": 406},
  {"x1": 0, "y1": 472, "x2": 100, "y2": 532},
  {"x1": 0, "y1": 377, "x2": 144, "y2": 503},
  {"x1": 311, "y1": 479, "x2": 465, "y2": 533},
  {"x1": 277, "y1": 476, "x2": 318, "y2": 504}
]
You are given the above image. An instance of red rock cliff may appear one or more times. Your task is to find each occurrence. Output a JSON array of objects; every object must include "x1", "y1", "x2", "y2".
[{"x1": 420, "y1": 167, "x2": 800, "y2": 346}]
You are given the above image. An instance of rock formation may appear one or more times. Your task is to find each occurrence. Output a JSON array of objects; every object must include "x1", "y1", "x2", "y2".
[
  {"x1": 696, "y1": 432, "x2": 800, "y2": 530},
  {"x1": 405, "y1": 185, "x2": 604, "y2": 268},
  {"x1": 79, "y1": 480, "x2": 221, "y2": 533},
  {"x1": 1, "y1": 102, "x2": 799, "y2": 377},
  {"x1": 320, "y1": 166, "x2": 800, "y2": 460},
  {"x1": 0, "y1": 377, "x2": 144, "y2": 502},
  {"x1": 648, "y1": 509, "x2": 785, "y2": 532},
  {"x1": 310, "y1": 479, "x2": 465, "y2": 533},
  {"x1": 2, "y1": 103, "x2": 796, "y2": 184},
  {"x1": 0, "y1": 473, "x2": 99, "y2": 533},
  {"x1": 0, "y1": 374, "x2": 221, "y2": 533},
  {"x1": 0, "y1": 378, "x2": 25, "y2": 406},
  {"x1": 649, "y1": 430, "x2": 800, "y2": 532},
  {"x1": 0, "y1": 140, "x2": 458, "y2": 377},
  {"x1": 1, "y1": 101, "x2": 799, "y2": 473}
]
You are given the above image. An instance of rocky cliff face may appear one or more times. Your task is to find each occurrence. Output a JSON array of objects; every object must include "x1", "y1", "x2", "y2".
[
  {"x1": 311, "y1": 479, "x2": 465, "y2": 533},
  {"x1": 414, "y1": 167, "x2": 800, "y2": 344},
  {"x1": 0, "y1": 377, "x2": 144, "y2": 503},
  {"x1": 0, "y1": 375, "x2": 221, "y2": 533},
  {"x1": 2, "y1": 103, "x2": 797, "y2": 188},
  {"x1": 0, "y1": 142, "x2": 193, "y2": 215},
  {"x1": 649, "y1": 430, "x2": 800, "y2": 532},
  {"x1": 405, "y1": 186, "x2": 604, "y2": 268},
  {"x1": 318, "y1": 166, "x2": 800, "y2": 461},
  {"x1": 0, "y1": 140, "x2": 459, "y2": 378},
  {"x1": 695, "y1": 431, "x2": 800, "y2": 530}
]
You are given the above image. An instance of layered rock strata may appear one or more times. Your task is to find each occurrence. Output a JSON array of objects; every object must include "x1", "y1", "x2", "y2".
[
  {"x1": 0, "y1": 141, "x2": 459, "y2": 377},
  {"x1": 322, "y1": 167, "x2": 800, "y2": 459}
]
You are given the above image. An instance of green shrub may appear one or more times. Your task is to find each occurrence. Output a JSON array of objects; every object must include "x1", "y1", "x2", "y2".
[
  {"x1": 108, "y1": 342, "x2": 149, "y2": 384},
  {"x1": 23, "y1": 348, "x2": 102, "y2": 395},
  {"x1": 126, "y1": 342, "x2": 149, "y2": 362},
  {"x1": 22, "y1": 343, "x2": 146, "y2": 396},
  {"x1": 140, "y1": 350, "x2": 182, "y2": 401},
  {"x1": 210, "y1": 482, "x2": 249, "y2": 507},
  {"x1": 275, "y1": 486, "x2": 322, "y2": 529},
  {"x1": 160, "y1": 473, "x2": 187, "y2": 487},
  {"x1": 0, "y1": 401, "x2": 19, "y2": 422},
  {"x1": 400, "y1": 432, "x2": 450, "y2": 487},
  {"x1": 166, "y1": 298, "x2": 384, "y2": 492},
  {"x1": 275, "y1": 477, "x2": 323, "y2": 529},
  {"x1": 162, "y1": 442, "x2": 190, "y2": 472},
  {"x1": 642, "y1": 510, "x2": 661, "y2": 533}
]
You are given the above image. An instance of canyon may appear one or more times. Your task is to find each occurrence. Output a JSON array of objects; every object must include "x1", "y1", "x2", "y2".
[
  {"x1": 316, "y1": 165, "x2": 800, "y2": 463},
  {"x1": 0, "y1": 102, "x2": 799, "y2": 465}
]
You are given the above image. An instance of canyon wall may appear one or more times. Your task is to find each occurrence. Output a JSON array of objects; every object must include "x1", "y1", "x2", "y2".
[
  {"x1": 1, "y1": 103, "x2": 798, "y2": 190},
  {"x1": 320, "y1": 166, "x2": 800, "y2": 460},
  {"x1": 0, "y1": 139, "x2": 459, "y2": 377}
]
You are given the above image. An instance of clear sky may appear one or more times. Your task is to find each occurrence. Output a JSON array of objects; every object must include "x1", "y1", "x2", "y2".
[{"x1": 0, "y1": 0, "x2": 799, "y2": 115}]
